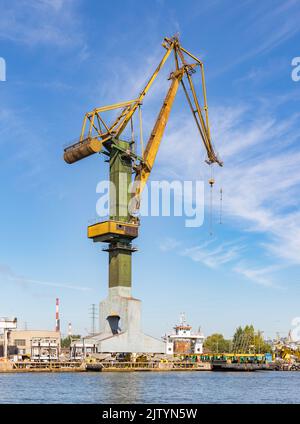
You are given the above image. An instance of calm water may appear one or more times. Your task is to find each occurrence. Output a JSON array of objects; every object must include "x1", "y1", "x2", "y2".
[{"x1": 0, "y1": 371, "x2": 300, "y2": 404}]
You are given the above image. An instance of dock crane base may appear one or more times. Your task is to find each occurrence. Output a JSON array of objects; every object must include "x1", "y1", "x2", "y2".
[{"x1": 84, "y1": 290, "x2": 165, "y2": 354}]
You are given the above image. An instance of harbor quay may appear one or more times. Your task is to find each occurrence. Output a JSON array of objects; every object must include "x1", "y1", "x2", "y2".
[{"x1": 1, "y1": 315, "x2": 300, "y2": 373}]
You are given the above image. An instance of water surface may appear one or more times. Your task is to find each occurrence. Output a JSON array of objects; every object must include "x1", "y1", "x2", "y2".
[{"x1": 0, "y1": 371, "x2": 299, "y2": 404}]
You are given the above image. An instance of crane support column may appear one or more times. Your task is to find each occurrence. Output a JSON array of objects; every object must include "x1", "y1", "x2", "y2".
[
  {"x1": 107, "y1": 139, "x2": 135, "y2": 293},
  {"x1": 88, "y1": 139, "x2": 139, "y2": 296},
  {"x1": 84, "y1": 139, "x2": 164, "y2": 352}
]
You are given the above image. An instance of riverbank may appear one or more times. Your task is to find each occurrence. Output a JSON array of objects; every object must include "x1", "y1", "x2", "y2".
[
  {"x1": 0, "y1": 361, "x2": 85, "y2": 373},
  {"x1": 0, "y1": 360, "x2": 211, "y2": 373},
  {"x1": 0, "y1": 360, "x2": 280, "y2": 373},
  {"x1": 0, "y1": 359, "x2": 298, "y2": 373}
]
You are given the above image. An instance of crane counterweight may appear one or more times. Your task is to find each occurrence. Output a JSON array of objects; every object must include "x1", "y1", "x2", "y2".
[{"x1": 63, "y1": 137, "x2": 103, "y2": 164}]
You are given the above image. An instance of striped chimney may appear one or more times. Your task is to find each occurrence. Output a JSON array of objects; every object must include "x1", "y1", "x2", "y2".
[{"x1": 55, "y1": 298, "x2": 60, "y2": 332}]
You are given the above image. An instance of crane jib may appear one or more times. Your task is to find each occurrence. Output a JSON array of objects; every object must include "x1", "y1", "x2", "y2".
[{"x1": 63, "y1": 34, "x2": 223, "y2": 183}]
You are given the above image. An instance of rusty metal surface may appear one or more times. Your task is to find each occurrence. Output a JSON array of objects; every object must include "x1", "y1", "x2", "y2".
[
  {"x1": 64, "y1": 137, "x2": 102, "y2": 164},
  {"x1": 173, "y1": 340, "x2": 192, "y2": 354}
]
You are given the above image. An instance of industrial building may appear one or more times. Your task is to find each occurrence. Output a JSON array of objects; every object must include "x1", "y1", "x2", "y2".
[
  {"x1": 0, "y1": 329, "x2": 61, "y2": 360},
  {"x1": 70, "y1": 339, "x2": 97, "y2": 360},
  {"x1": 11, "y1": 330, "x2": 60, "y2": 359},
  {"x1": 0, "y1": 318, "x2": 17, "y2": 358},
  {"x1": 0, "y1": 299, "x2": 62, "y2": 360},
  {"x1": 0, "y1": 315, "x2": 61, "y2": 360}
]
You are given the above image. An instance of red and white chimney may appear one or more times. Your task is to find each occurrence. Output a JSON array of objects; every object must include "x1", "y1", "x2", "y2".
[{"x1": 55, "y1": 298, "x2": 60, "y2": 333}]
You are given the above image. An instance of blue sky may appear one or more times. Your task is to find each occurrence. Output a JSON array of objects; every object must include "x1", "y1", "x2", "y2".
[{"x1": 0, "y1": 0, "x2": 300, "y2": 340}]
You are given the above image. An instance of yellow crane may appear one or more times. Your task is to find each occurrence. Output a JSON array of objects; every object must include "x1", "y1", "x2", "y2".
[
  {"x1": 63, "y1": 35, "x2": 223, "y2": 294},
  {"x1": 64, "y1": 35, "x2": 222, "y2": 217}
]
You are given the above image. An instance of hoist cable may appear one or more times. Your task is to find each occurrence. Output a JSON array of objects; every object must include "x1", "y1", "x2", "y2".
[{"x1": 130, "y1": 116, "x2": 135, "y2": 155}]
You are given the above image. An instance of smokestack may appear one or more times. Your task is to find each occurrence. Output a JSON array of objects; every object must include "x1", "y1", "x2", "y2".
[
  {"x1": 55, "y1": 298, "x2": 60, "y2": 333},
  {"x1": 68, "y1": 322, "x2": 72, "y2": 337}
]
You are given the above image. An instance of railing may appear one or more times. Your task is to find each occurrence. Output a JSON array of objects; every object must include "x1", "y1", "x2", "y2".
[
  {"x1": 89, "y1": 361, "x2": 207, "y2": 370},
  {"x1": 13, "y1": 361, "x2": 84, "y2": 370},
  {"x1": 31, "y1": 343, "x2": 58, "y2": 347}
]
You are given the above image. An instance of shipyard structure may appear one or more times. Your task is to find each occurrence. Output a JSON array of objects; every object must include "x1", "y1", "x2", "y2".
[
  {"x1": 71, "y1": 315, "x2": 204, "y2": 358},
  {"x1": 63, "y1": 35, "x2": 221, "y2": 354}
]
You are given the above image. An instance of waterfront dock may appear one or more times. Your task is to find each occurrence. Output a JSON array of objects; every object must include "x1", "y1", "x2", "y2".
[
  {"x1": 211, "y1": 362, "x2": 271, "y2": 371},
  {"x1": 1, "y1": 358, "x2": 299, "y2": 373},
  {"x1": 0, "y1": 360, "x2": 85, "y2": 372},
  {"x1": 0, "y1": 360, "x2": 211, "y2": 372},
  {"x1": 86, "y1": 361, "x2": 212, "y2": 372}
]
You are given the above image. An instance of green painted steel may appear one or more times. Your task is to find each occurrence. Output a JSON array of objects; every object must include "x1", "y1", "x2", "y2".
[
  {"x1": 109, "y1": 247, "x2": 132, "y2": 288},
  {"x1": 108, "y1": 139, "x2": 133, "y2": 289},
  {"x1": 109, "y1": 140, "x2": 132, "y2": 222}
]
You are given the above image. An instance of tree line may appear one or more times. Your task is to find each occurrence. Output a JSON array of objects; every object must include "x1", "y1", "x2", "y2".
[{"x1": 204, "y1": 325, "x2": 271, "y2": 354}]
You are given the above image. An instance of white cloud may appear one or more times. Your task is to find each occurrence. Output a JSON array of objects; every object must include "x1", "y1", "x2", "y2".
[
  {"x1": 92, "y1": 46, "x2": 171, "y2": 112},
  {"x1": 212, "y1": 0, "x2": 300, "y2": 76},
  {"x1": 233, "y1": 263, "x2": 283, "y2": 288},
  {"x1": 158, "y1": 98, "x2": 300, "y2": 262},
  {"x1": 156, "y1": 90, "x2": 300, "y2": 287},
  {"x1": 0, "y1": 0, "x2": 87, "y2": 52},
  {"x1": 181, "y1": 240, "x2": 242, "y2": 269},
  {"x1": 159, "y1": 237, "x2": 181, "y2": 252},
  {"x1": 37, "y1": 0, "x2": 66, "y2": 11},
  {"x1": 0, "y1": 263, "x2": 91, "y2": 291},
  {"x1": 0, "y1": 105, "x2": 51, "y2": 185},
  {"x1": 159, "y1": 236, "x2": 242, "y2": 270}
]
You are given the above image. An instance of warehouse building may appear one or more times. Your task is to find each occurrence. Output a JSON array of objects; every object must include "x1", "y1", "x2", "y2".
[{"x1": 0, "y1": 329, "x2": 60, "y2": 360}]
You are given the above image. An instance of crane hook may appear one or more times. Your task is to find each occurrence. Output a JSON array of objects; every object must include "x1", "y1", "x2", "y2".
[{"x1": 208, "y1": 167, "x2": 215, "y2": 236}]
